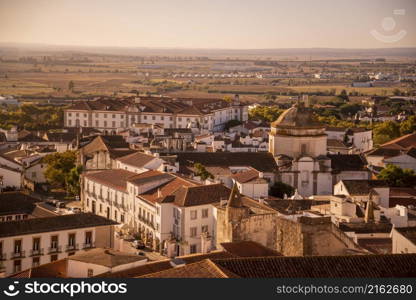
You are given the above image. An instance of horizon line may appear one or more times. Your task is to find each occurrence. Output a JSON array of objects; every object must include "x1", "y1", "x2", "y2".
[{"x1": 1, "y1": 41, "x2": 416, "y2": 51}]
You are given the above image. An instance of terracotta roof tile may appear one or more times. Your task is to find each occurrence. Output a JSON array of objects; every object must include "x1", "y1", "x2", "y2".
[
  {"x1": 0, "y1": 213, "x2": 117, "y2": 238},
  {"x1": 211, "y1": 254, "x2": 416, "y2": 277}
]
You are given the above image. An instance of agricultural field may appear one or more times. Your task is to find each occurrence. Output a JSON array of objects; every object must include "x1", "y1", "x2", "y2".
[{"x1": 0, "y1": 46, "x2": 415, "y2": 103}]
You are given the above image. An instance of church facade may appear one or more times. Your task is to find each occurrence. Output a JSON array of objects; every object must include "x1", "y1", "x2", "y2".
[{"x1": 269, "y1": 103, "x2": 370, "y2": 197}]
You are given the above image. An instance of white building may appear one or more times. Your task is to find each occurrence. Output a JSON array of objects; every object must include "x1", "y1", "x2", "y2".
[
  {"x1": 82, "y1": 169, "x2": 173, "y2": 233},
  {"x1": 391, "y1": 227, "x2": 416, "y2": 254},
  {"x1": 137, "y1": 182, "x2": 231, "y2": 256},
  {"x1": 326, "y1": 127, "x2": 373, "y2": 153},
  {"x1": 115, "y1": 151, "x2": 167, "y2": 174},
  {"x1": 231, "y1": 168, "x2": 269, "y2": 199},
  {"x1": 64, "y1": 95, "x2": 248, "y2": 134},
  {"x1": 269, "y1": 103, "x2": 370, "y2": 197},
  {"x1": 82, "y1": 167, "x2": 232, "y2": 257},
  {"x1": 0, "y1": 213, "x2": 117, "y2": 276},
  {"x1": 334, "y1": 180, "x2": 390, "y2": 207}
]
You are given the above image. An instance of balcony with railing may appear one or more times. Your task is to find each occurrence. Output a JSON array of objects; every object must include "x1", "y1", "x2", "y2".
[
  {"x1": 83, "y1": 242, "x2": 95, "y2": 249},
  {"x1": 30, "y1": 248, "x2": 44, "y2": 256},
  {"x1": 66, "y1": 244, "x2": 79, "y2": 252},
  {"x1": 10, "y1": 250, "x2": 25, "y2": 259},
  {"x1": 138, "y1": 215, "x2": 155, "y2": 230},
  {"x1": 48, "y1": 245, "x2": 62, "y2": 254}
]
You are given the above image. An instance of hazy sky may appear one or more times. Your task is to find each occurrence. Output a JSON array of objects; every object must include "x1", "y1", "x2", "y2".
[{"x1": 0, "y1": 0, "x2": 415, "y2": 49}]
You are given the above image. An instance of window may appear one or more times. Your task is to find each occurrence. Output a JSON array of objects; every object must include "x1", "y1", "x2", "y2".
[
  {"x1": 152, "y1": 116, "x2": 155, "y2": 120},
  {"x1": 178, "y1": 117, "x2": 182, "y2": 121},
  {"x1": 120, "y1": 122, "x2": 124, "y2": 127},
  {"x1": 51, "y1": 235, "x2": 58, "y2": 249},
  {"x1": 95, "y1": 113, "x2": 99, "y2": 117},
  {"x1": 112, "y1": 121, "x2": 116, "y2": 127},
  {"x1": 190, "y1": 244, "x2": 197, "y2": 254},
  {"x1": 85, "y1": 231, "x2": 92, "y2": 246},
  {"x1": 121, "y1": 115, "x2": 124, "y2": 119},
  {"x1": 201, "y1": 225, "x2": 209, "y2": 233},
  {"x1": 87, "y1": 269, "x2": 94, "y2": 277},
  {"x1": 95, "y1": 120, "x2": 99, "y2": 127},
  {"x1": 104, "y1": 121, "x2": 107, "y2": 127},
  {"x1": 161, "y1": 116, "x2": 164, "y2": 120},
  {"x1": 68, "y1": 113, "x2": 72, "y2": 117},
  {"x1": 84, "y1": 120, "x2": 87, "y2": 127},
  {"x1": 13, "y1": 259, "x2": 22, "y2": 273},
  {"x1": 32, "y1": 257, "x2": 40, "y2": 268},
  {"x1": 104, "y1": 114, "x2": 107, "y2": 118},
  {"x1": 190, "y1": 210, "x2": 197, "y2": 220},
  {"x1": 76, "y1": 113, "x2": 79, "y2": 117},
  {"x1": 190, "y1": 227, "x2": 197, "y2": 237},
  {"x1": 99, "y1": 204, "x2": 103, "y2": 213},
  {"x1": 68, "y1": 120, "x2": 72, "y2": 126},
  {"x1": 112, "y1": 114, "x2": 116, "y2": 118},
  {"x1": 202, "y1": 209, "x2": 208, "y2": 218},
  {"x1": 68, "y1": 233, "x2": 76, "y2": 248},
  {"x1": 33, "y1": 237, "x2": 40, "y2": 251},
  {"x1": 143, "y1": 115, "x2": 147, "y2": 120},
  {"x1": 51, "y1": 254, "x2": 58, "y2": 262},
  {"x1": 121, "y1": 214, "x2": 125, "y2": 223},
  {"x1": 84, "y1": 113, "x2": 87, "y2": 117},
  {"x1": 14, "y1": 240, "x2": 22, "y2": 254}
]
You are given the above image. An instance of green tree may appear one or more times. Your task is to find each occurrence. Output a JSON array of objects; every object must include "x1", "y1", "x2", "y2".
[
  {"x1": 270, "y1": 181, "x2": 295, "y2": 198},
  {"x1": 223, "y1": 96, "x2": 233, "y2": 103},
  {"x1": 377, "y1": 164, "x2": 416, "y2": 187},
  {"x1": 193, "y1": 163, "x2": 214, "y2": 180},
  {"x1": 66, "y1": 165, "x2": 83, "y2": 196},
  {"x1": 373, "y1": 121, "x2": 400, "y2": 145},
  {"x1": 400, "y1": 116, "x2": 416, "y2": 135},
  {"x1": 338, "y1": 89, "x2": 349, "y2": 102},
  {"x1": 249, "y1": 106, "x2": 283, "y2": 122},
  {"x1": 43, "y1": 151, "x2": 77, "y2": 191},
  {"x1": 339, "y1": 103, "x2": 362, "y2": 116}
]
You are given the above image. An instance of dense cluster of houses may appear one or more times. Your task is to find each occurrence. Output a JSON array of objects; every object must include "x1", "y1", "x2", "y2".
[{"x1": 1, "y1": 95, "x2": 416, "y2": 278}]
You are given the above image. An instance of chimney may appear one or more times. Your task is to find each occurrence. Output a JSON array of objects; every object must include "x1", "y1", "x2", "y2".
[
  {"x1": 170, "y1": 258, "x2": 186, "y2": 268},
  {"x1": 157, "y1": 188, "x2": 162, "y2": 198},
  {"x1": 258, "y1": 196, "x2": 265, "y2": 204}
]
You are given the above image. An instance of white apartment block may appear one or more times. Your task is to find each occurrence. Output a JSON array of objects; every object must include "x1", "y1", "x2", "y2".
[
  {"x1": 0, "y1": 213, "x2": 116, "y2": 276},
  {"x1": 82, "y1": 168, "x2": 232, "y2": 257},
  {"x1": 64, "y1": 96, "x2": 248, "y2": 133},
  {"x1": 82, "y1": 169, "x2": 173, "y2": 232}
]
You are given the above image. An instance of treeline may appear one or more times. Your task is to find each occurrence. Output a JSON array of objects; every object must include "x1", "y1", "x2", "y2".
[{"x1": 0, "y1": 104, "x2": 65, "y2": 130}]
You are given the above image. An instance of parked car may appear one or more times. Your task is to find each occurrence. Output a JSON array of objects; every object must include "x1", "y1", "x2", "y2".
[
  {"x1": 68, "y1": 207, "x2": 81, "y2": 214},
  {"x1": 56, "y1": 201, "x2": 66, "y2": 208},
  {"x1": 132, "y1": 240, "x2": 145, "y2": 249}
]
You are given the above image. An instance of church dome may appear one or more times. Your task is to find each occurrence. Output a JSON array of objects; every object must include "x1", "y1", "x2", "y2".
[{"x1": 271, "y1": 103, "x2": 323, "y2": 129}]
